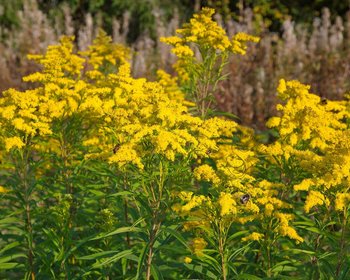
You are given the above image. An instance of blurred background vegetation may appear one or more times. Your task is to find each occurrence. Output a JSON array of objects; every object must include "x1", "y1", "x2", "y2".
[
  {"x1": 1, "y1": 0, "x2": 350, "y2": 128},
  {"x1": 2, "y1": 0, "x2": 349, "y2": 38}
]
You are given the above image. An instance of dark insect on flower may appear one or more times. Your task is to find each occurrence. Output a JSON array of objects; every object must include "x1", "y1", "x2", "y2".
[
  {"x1": 113, "y1": 144, "x2": 120, "y2": 154},
  {"x1": 320, "y1": 98, "x2": 328, "y2": 105},
  {"x1": 240, "y1": 194, "x2": 250, "y2": 204},
  {"x1": 206, "y1": 149, "x2": 212, "y2": 155}
]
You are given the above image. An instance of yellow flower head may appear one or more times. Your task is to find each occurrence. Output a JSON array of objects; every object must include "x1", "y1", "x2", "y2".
[
  {"x1": 304, "y1": 190, "x2": 329, "y2": 213},
  {"x1": 194, "y1": 164, "x2": 220, "y2": 185},
  {"x1": 242, "y1": 232, "x2": 264, "y2": 242},
  {"x1": 190, "y1": 237, "x2": 207, "y2": 257},
  {"x1": 161, "y1": 7, "x2": 259, "y2": 56},
  {"x1": 218, "y1": 192, "x2": 237, "y2": 216},
  {"x1": 335, "y1": 193, "x2": 350, "y2": 211},
  {"x1": 4, "y1": 136, "x2": 25, "y2": 151},
  {"x1": 0, "y1": 186, "x2": 9, "y2": 193}
]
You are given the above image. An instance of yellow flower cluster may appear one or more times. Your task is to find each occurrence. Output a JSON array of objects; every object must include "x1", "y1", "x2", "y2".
[
  {"x1": 80, "y1": 29, "x2": 130, "y2": 71},
  {"x1": 175, "y1": 191, "x2": 208, "y2": 214},
  {"x1": 218, "y1": 192, "x2": 237, "y2": 216},
  {"x1": 0, "y1": 186, "x2": 9, "y2": 193},
  {"x1": 161, "y1": 7, "x2": 259, "y2": 118},
  {"x1": 0, "y1": 87, "x2": 53, "y2": 139},
  {"x1": 156, "y1": 69, "x2": 194, "y2": 107},
  {"x1": 335, "y1": 193, "x2": 350, "y2": 211},
  {"x1": 190, "y1": 237, "x2": 208, "y2": 257},
  {"x1": 2, "y1": 30, "x2": 230, "y2": 172},
  {"x1": 161, "y1": 8, "x2": 259, "y2": 54},
  {"x1": 263, "y1": 79, "x2": 350, "y2": 214},
  {"x1": 87, "y1": 63, "x2": 239, "y2": 167},
  {"x1": 0, "y1": 33, "x2": 133, "y2": 163},
  {"x1": 267, "y1": 79, "x2": 347, "y2": 150},
  {"x1": 231, "y1": 32, "x2": 261, "y2": 55},
  {"x1": 108, "y1": 143, "x2": 144, "y2": 169},
  {"x1": 4, "y1": 136, "x2": 25, "y2": 152},
  {"x1": 276, "y1": 213, "x2": 304, "y2": 243},
  {"x1": 175, "y1": 140, "x2": 303, "y2": 242},
  {"x1": 242, "y1": 232, "x2": 264, "y2": 242},
  {"x1": 194, "y1": 164, "x2": 221, "y2": 185},
  {"x1": 304, "y1": 191, "x2": 330, "y2": 213}
]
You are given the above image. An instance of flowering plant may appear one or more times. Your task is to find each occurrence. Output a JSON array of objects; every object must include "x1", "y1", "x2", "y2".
[{"x1": 0, "y1": 7, "x2": 349, "y2": 280}]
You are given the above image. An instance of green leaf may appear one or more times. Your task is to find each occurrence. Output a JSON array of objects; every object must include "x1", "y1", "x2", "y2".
[
  {"x1": 318, "y1": 252, "x2": 337, "y2": 260},
  {"x1": 91, "y1": 226, "x2": 142, "y2": 240},
  {"x1": 0, "y1": 262, "x2": 22, "y2": 269},
  {"x1": 0, "y1": 216, "x2": 22, "y2": 227},
  {"x1": 0, "y1": 254, "x2": 26, "y2": 264},
  {"x1": 77, "y1": 250, "x2": 122, "y2": 260},
  {"x1": 91, "y1": 249, "x2": 134, "y2": 268},
  {"x1": 135, "y1": 243, "x2": 148, "y2": 280},
  {"x1": 200, "y1": 252, "x2": 221, "y2": 274},
  {"x1": 106, "y1": 191, "x2": 133, "y2": 198},
  {"x1": 162, "y1": 227, "x2": 190, "y2": 249},
  {"x1": 271, "y1": 262, "x2": 297, "y2": 273},
  {"x1": 228, "y1": 241, "x2": 252, "y2": 262},
  {"x1": 233, "y1": 273, "x2": 262, "y2": 280},
  {"x1": 338, "y1": 261, "x2": 350, "y2": 280},
  {"x1": 151, "y1": 263, "x2": 164, "y2": 280},
  {"x1": 0, "y1": 241, "x2": 20, "y2": 255},
  {"x1": 227, "y1": 230, "x2": 249, "y2": 242},
  {"x1": 183, "y1": 263, "x2": 217, "y2": 279}
]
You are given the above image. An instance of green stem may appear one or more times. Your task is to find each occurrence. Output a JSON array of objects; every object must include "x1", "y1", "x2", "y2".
[
  {"x1": 59, "y1": 133, "x2": 74, "y2": 279},
  {"x1": 263, "y1": 219, "x2": 273, "y2": 278},
  {"x1": 218, "y1": 223, "x2": 227, "y2": 280},
  {"x1": 145, "y1": 221, "x2": 160, "y2": 280},
  {"x1": 121, "y1": 174, "x2": 129, "y2": 226},
  {"x1": 145, "y1": 161, "x2": 165, "y2": 280},
  {"x1": 25, "y1": 198, "x2": 35, "y2": 280},
  {"x1": 195, "y1": 49, "x2": 225, "y2": 119},
  {"x1": 336, "y1": 210, "x2": 348, "y2": 276},
  {"x1": 20, "y1": 145, "x2": 35, "y2": 280},
  {"x1": 267, "y1": 243, "x2": 271, "y2": 277}
]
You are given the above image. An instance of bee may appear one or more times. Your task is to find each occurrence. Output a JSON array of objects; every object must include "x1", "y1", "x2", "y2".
[
  {"x1": 240, "y1": 194, "x2": 250, "y2": 204},
  {"x1": 113, "y1": 144, "x2": 120, "y2": 154},
  {"x1": 320, "y1": 98, "x2": 328, "y2": 105}
]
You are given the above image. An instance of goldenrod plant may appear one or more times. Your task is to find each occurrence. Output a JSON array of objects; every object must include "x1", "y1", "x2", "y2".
[
  {"x1": 0, "y1": 8, "x2": 349, "y2": 280},
  {"x1": 260, "y1": 79, "x2": 350, "y2": 278},
  {"x1": 161, "y1": 7, "x2": 259, "y2": 119}
]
